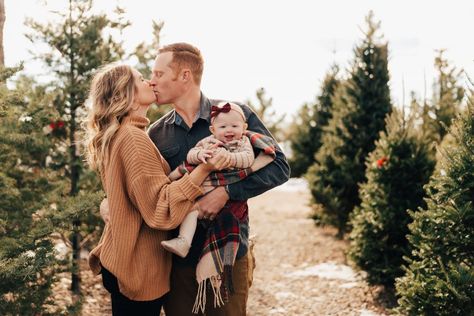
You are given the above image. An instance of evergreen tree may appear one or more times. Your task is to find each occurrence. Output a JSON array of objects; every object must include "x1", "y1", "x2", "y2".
[
  {"x1": 288, "y1": 65, "x2": 339, "y2": 177},
  {"x1": 0, "y1": 0, "x2": 4, "y2": 66},
  {"x1": 25, "y1": 0, "x2": 129, "y2": 295},
  {"x1": 0, "y1": 66, "x2": 61, "y2": 315},
  {"x1": 422, "y1": 50, "x2": 464, "y2": 143},
  {"x1": 307, "y1": 11, "x2": 392, "y2": 236},
  {"x1": 247, "y1": 87, "x2": 286, "y2": 141},
  {"x1": 348, "y1": 109, "x2": 435, "y2": 286},
  {"x1": 395, "y1": 98, "x2": 474, "y2": 316}
]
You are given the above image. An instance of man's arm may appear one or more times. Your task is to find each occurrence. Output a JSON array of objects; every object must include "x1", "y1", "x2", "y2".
[{"x1": 227, "y1": 109, "x2": 290, "y2": 200}]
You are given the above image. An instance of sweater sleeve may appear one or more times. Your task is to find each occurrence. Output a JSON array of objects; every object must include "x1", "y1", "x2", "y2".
[
  {"x1": 228, "y1": 136, "x2": 255, "y2": 168},
  {"x1": 186, "y1": 138, "x2": 207, "y2": 165},
  {"x1": 119, "y1": 128, "x2": 203, "y2": 230}
]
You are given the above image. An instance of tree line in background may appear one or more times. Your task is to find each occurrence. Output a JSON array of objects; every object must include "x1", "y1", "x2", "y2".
[
  {"x1": 0, "y1": 0, "x2": 471, "y2": 314},
  {"x1": 289, "y1": 11, "x2": 472, "y2": 316}
]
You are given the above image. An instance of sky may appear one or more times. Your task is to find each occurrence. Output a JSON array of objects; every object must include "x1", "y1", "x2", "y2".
[{"x1": 4, "y1": 0, "x2": 474, "y2": 122}]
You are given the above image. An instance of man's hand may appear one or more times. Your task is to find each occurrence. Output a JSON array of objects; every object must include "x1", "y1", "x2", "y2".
[
  {"x1": 100, "y1": 198, "x2": 110, "y2": 224},
  {"x1": 197, "y1": 187, "x2": 229, "y2": 220}
]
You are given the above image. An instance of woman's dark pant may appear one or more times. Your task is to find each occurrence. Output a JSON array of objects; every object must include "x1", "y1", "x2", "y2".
[{"x1": 101, "y1": 266, "x2": 164, "y2": 316}]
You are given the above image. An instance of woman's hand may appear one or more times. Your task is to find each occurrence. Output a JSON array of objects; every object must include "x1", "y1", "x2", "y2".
[
  {"x1": 100, "y1": 198, "x2": 110, "y2": 224},
  {"x1": 203, "y1": 149, "x2": 231, "y2": 171},
  {"x1": 197, "y1": 149, "x2": 214, "y2": 164}
]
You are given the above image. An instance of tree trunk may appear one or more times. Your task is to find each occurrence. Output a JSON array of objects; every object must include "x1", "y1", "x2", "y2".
[
  {"x1": 0, "y1": 0, "x2": 5, "y2": 66},
  {"x1": 69, "y1": 102, "x2": 81, "y2": 295},
  {"x1": 68, "y1": 0, "x2": 81, "y2": 295}
]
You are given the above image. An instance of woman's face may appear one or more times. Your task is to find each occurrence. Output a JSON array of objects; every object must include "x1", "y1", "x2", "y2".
[{"x1": 132, "y1": 69, "x2": 156, "y2": 106}]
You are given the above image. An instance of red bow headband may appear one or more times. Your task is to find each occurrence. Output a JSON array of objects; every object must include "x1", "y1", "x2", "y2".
[
  {"x1": 210, "y1": 103, "x2": 246, "y2": 123},
  {"x1": 210, "y1": 103, "x2": 232, "y2": 119}
]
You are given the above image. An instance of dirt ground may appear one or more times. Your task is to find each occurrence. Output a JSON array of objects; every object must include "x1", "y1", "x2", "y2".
[
  {"x1": 246, "y1": 184, "x2": 391, "y2": 316},
  {"x1": 66, "y1": 179, "x2": 392, "y2": 315}
]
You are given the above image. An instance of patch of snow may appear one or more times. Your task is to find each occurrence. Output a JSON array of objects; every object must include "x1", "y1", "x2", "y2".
[
  {"x1": 274, "y1": 291, "x2": 297, "y2": 300},
  {"x1": 54, "y1": 241, "x2": 69, "y2": 260},
  {"x1": 272, "y1": 178, "x2": 308, "y2": 192},
  {"x1": 279, "y1": 263, "x2": 293, "y2": 269},
  {"x1": 81, "y1": 248, "x2": 90, "y2": 260},
  {"x1": 286, "y1": 262, "x2": 358, "y2": 282},
  {"x1": 269, "y1": 307, "x2": 287, "y2": 314},
  {"x1": 339, "y1": 281, "x2": 359, "y2": 289},
  {"x1": 359, "y1": 309, "x2": 383, "y2": 316}
]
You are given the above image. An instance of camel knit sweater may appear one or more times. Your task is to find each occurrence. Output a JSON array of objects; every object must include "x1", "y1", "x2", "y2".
[{"x1": 88, "y1": 115, "x2": 203, "y2": 301}]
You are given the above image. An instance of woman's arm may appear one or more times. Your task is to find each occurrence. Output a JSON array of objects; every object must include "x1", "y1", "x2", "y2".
[
  {"x1": 119, "y1": 128, "x2": 229, "y2": 230},
  {"x1": 187, "y1": 136, "x2": 221, "y2": 164}
]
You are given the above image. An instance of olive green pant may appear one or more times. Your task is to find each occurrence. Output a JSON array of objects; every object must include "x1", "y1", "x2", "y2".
[{"x1": 163, "y1": 250, "x2": 255, "y2": 316}]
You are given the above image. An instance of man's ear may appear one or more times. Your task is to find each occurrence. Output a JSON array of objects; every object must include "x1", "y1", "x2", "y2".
[{"x1": 181, "y1": 69, "x2": 192, "y2": 82}]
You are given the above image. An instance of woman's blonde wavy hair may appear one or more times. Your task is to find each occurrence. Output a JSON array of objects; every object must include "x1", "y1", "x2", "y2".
[{"x1": 83, "y1": 64, "x2": 136, "y2": 171}]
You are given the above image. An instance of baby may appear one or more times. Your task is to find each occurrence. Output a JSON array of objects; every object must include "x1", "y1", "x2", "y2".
[{"x1": 161, "y1": 102, "x2": 255, "y2": 257}]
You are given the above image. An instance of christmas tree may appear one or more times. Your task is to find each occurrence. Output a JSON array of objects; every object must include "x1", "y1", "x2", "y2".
[
  {"x1": 26, "y1": 0, "x2": 129, "y2": 295},
  {"x1": 307, "y1": 11, "x2": 392, "y2": 236},
  {"x1": 0, "y1": 66, "x2": 61, "y2": 314},
  {"x1": 247, "y1": 87, "x2": 286, "y2": 142},
  {"x1": 395, "y1": 98, "x2": 474, "y2": 315},
  {"x1": 348, "y1": 109, "x2": 435, "y2": 286},
  {"x1": 288, "y1": 65, "x2": 339, "y2": 177},
  {"x1": 421, "y1": 50, "x2": 464, "y2": 144}
]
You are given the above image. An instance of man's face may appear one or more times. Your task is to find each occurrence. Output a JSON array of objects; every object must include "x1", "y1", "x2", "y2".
[{"x1": 150, "y1": 52, "x2": 183, "y2": 105}]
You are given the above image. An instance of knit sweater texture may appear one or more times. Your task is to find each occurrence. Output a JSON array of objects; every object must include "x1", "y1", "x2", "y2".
[
  {"x1": 88, "y1": 115, "x2": 203, "y2": 301},
  {"x1": 186, "y1": 134, "x2": 254, "y2": 169}
]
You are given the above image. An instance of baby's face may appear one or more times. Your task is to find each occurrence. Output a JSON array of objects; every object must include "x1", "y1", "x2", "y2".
[{"x1": 210, "y1": 110, "x2": 246, "y2": 143}]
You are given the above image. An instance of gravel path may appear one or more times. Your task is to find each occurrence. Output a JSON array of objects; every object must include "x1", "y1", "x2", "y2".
[
  {"x1": 246, "y1": 182, "x2": 389, "y2": 316},
  {"x1": 78, "y1": 180, "x2": 391, "y2": 315}
]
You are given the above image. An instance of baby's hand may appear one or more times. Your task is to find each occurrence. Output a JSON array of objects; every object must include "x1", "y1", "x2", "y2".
[
  {"x1": 198, "y1": 149, "x2": 214, "y2": 164},
  {"x1": 207, "y1": 138, "x2": 224, "y2": 148}
]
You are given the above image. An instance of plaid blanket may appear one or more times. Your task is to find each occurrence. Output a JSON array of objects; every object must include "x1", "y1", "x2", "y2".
[
  {"x1": 193, "y1": 202, "x2": 247, "y2": 313},
  {"x1": 170, "y1": 131, "x2": 276, "y2": 314}
]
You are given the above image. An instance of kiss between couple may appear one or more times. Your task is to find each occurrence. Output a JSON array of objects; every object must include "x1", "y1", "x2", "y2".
[{"x1": 84, "y1": 42, "x2": 290, "y2": 316}]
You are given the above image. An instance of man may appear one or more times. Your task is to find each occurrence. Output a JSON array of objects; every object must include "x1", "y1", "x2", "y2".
[{"x1": 147, "y1": 42, "x2": 289, "y2": 316}]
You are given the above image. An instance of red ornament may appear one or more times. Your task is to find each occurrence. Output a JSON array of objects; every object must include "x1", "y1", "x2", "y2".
[
  {"x1": 376, "y1": 156, "x2": 388, "y2": 168},
  {"x1": 49, "y1": 120, "x2": 65, "y2": 130}
]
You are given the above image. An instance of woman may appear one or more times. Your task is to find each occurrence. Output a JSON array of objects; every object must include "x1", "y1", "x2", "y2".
[{"x1": 83, "y1": 64, "x2": 228, "y2": 315}]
